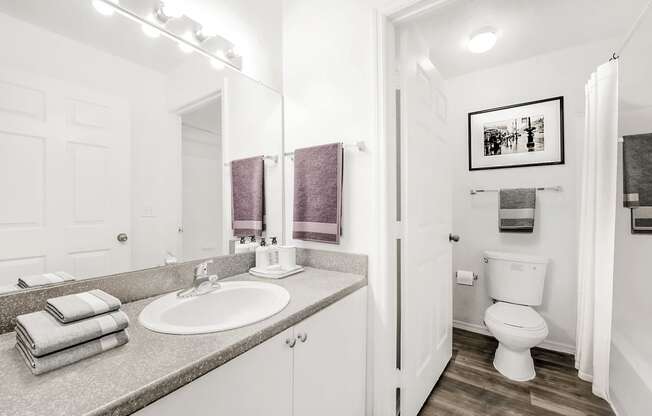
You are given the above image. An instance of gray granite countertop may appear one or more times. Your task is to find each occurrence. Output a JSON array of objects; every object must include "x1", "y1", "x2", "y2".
[{"x1": 0, "y1": 267, "x2": 367, "y2": 416}]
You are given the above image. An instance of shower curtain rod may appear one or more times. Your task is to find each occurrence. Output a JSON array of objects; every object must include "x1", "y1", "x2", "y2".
[{"x1": 610, "y1": 0, "x2": 652, "y2": 61}]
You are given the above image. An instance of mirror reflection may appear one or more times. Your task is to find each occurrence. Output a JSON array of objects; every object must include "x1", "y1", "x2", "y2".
[{"x1": 0, "y1": 0, "x2": 283, "y2": 294}]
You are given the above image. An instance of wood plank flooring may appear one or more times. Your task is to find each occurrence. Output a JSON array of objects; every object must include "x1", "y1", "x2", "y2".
[{"x1": 418, "y1": 328, "x2": 615, "y2": 416}]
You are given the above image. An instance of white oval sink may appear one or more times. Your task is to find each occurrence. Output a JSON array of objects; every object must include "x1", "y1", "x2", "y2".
[{"x1": 139, "y1": 281, "x2": 290, "y2": 335}]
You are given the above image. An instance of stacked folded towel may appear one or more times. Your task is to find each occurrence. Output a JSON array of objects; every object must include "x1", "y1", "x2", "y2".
[
  {"x1": 15, "y1": 289, "x2": 129, "y2": 375},
  {"x1": 17, "y1": 271, "x2": 75, "y2": 288}
]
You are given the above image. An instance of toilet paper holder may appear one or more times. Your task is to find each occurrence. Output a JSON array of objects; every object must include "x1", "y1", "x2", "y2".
[{"x1": 455, "y1": 270, "x2": 479, "y2": 281}]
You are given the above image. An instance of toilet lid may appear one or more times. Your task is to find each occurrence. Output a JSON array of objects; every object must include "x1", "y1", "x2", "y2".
[{"x1": 486, "y1": 302, "x2": 546, "y2": 330}]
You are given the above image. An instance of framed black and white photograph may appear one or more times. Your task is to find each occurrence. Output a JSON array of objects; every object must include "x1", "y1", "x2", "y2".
[{"x1": 468, "y1": 96, "x2": 564, "y2": 170}]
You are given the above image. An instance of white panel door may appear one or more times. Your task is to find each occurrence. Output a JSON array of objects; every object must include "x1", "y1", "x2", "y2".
[
  {"x1": 398, "y1": 24, "x2": 453, "y2": 416},
  {"x1": 182, "y1": 123, "x2": 222, "y2": 259},
  {"x1": 293, "y1": 288, "x2": 367, "y2": 416},
  {"x1": 0, "y1": 68, "x2": 130, "y2": 285}
]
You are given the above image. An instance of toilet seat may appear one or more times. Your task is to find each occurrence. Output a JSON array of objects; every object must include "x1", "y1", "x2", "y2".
[{"x1": 485, "y1": 302, "x2": 546, "y2": 331}]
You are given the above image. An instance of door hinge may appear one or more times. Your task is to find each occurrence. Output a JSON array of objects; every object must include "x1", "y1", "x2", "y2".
[{"x1": 393, "y1": 221, "x2": 403, "y2": 238}]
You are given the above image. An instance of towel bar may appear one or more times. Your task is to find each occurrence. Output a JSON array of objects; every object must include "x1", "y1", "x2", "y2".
[
  {"x1": 223, "y1": 155, "x2": 279, "y2": 167},
  {"x1": 284, "y1": 141, "x2": 367, "y2": 158},
  {"x1": 470, "y1": 186, "x2": 562, "y2": 195}
]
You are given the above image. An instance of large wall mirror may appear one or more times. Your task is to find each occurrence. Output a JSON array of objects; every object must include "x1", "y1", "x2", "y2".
[{"x1": 0, "y1": 0, "x2": 284, "y2": 294}]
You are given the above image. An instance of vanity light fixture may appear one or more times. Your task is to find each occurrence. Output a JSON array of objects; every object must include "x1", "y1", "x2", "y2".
[
  {"x1": 155, "y1": 0, "x2": 186, "y2": 23},
  {"x1": 194, "y1": 24, "x2": 219, "y2": 42},
  {"x1": 226, "y1": 46, "x2": 240, "y2": 60},
  {"x1": 468, "y1": 29, "x2": 497, "y2": 54},
  {"x1": 92, "y1": 0, "x2": 118, "y2": 16}
]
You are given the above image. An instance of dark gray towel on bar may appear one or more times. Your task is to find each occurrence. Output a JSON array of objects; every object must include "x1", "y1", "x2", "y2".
[
  {"x1": 631, "y1": 207, "x2": 652, "y2": 233},
  {"x1": 16, "y1": 329, "x2": 129, "y2": 375},
  {"x1": 499, "y1": 188, "x2": 536, "y2": 232},
  {"x1": 16, "y1": 310, "x2": 129, "y2": 357},
  {"x1": 623, "y1": 134, "x2": 652, "y2": 207},
  {"x1": 46, "y1": 289, "x2": 121, "y2": 323},
  {"x1": 293, "y1": 143, "x2": 343, "y2": 244},
  {"x1": 17, "y1": 271, "x2": 75, "y2": 288},
  {"x1": 231, "y1": 156, "x2": 265, "y2": 237}
]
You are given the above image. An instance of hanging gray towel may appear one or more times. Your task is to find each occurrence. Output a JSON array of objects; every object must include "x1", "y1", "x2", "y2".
[
  {"x1": 499, "y1": 188, "x2": 536, "y2": 232},
  {"x1": 16, "y1": 330, "x2": 129, "y2": 375},
  {"x1": 623, "y1": 134, "x2": 652, "y2": 207},
  {"x1": 631, "y1": 207, "x2": 652, "y2": 233},
  {"x1": 293, "y1": 143, "x2": 343, "y2": 244},
  {"x1": 46, "y1": 289, "x2": 122, "y2": 323},
  {"x1": 16, "y1": 310, "x2": 129, "y2": 357},
  {"x1": 231, "y1": 156, "x2": 265, "y2": 237}
]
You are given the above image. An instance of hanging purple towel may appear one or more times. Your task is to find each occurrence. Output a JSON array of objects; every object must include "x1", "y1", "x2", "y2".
[
  {"x1": 231, "y1": 156, "x2": 265, "y2": 237},
  {"x1": 293, "y1": 143, "x2": 343, "y2": 244}
]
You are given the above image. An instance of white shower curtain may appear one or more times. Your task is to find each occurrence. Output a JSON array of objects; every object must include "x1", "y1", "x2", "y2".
[{"x1": 576, "y1": 61, "x2": 619, "y2": 399}]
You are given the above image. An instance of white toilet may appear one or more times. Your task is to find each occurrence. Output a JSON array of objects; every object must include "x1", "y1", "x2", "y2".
[{"x1": 483, "y1": 251, "x2": 549, "y2": 382}]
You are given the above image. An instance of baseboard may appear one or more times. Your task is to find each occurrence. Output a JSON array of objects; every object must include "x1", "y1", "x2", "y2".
[
  {"x1": 608, "y1": 393, "x2": 624, "y2": 416},
  {"x1": 452, "y1": 320, "x2": 576, "y2": 355}
]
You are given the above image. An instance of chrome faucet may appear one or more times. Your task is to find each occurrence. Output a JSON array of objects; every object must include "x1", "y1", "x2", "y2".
[{"x1": 177, "y1": 260, "x2": 220, "y2": 298}]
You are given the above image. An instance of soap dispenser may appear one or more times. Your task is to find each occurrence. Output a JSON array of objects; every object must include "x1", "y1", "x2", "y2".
[
  {"x1": 255, "y1": 238, "x2": 270, "y2": 269},
  {"x1": 235, "y1": 236, "x2": 248, "y2": 254},
  {"x1": 269, "y1": 237, "x2": 279, "y2": 265}
]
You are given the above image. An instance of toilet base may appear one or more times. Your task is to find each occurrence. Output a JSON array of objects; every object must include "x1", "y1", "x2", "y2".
[{"x1": 493, "y1": 343, "x2": 536, "y2": 382}]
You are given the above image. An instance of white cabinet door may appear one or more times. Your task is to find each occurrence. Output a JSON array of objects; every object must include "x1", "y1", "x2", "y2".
[
  {"x1": 292, "y1": 288, "x2": 367, "y2": 416},
  {"x1": 134, "y1": 328, "x2": 294, "y2": 416}
]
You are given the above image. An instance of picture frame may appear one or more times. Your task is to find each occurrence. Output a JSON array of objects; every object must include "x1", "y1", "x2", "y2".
[{"x1": 468, "y1": 96, "x2": 565, "y2": 171}]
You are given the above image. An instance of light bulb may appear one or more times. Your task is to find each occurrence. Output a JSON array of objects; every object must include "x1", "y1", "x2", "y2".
[
  {"x1": 468, "y1": 30, "x2": 497, "y2": 54},
  {"x1": 92, "y1": 0, "x2": 118, "y2": 16},
  {"x1": 142, "y1": 20, "x2": 161, "y2": 38},
  {"x1": 160, "y1": 0, "x2": 186, "y2": 18},
  {"x1": 210, "y1": 59, "x2": 225, "y2": 71},
  {"x1": 196, "y1": 24, "x2": 219, "y2": 41}
]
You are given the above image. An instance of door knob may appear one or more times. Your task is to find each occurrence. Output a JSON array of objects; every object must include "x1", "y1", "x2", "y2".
[
  {"x1": 286, "y1": 338, "x2": 296, "y2": 348},
  {"x1": 297, "y1": 333, "x2": 308, "y2": 343},
  {"x1": 449, "y1": 233, "x2": 460, "y2": 242},
  {"x1": 117, "y1": 233, "x2": 129, "y2": 243}
]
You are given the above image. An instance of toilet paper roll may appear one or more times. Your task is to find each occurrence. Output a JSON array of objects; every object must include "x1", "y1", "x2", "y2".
[{"x1": 456, "y1": 270, "x2": 476, "y2": 286}]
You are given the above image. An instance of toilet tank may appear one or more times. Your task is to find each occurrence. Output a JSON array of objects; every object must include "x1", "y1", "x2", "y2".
[{"x1": 484, "y1": 251, "x2": 549, "y2": 306}]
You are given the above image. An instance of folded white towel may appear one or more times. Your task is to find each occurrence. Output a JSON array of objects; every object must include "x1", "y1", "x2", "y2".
[{"x1": 17, "y1": 271, "x2": 75, "y2": 288}]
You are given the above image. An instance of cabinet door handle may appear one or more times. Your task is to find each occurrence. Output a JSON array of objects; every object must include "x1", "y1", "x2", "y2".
[
  {"x1": 285, "y1": 338, "x2": 296, "y2": 348},
  {"x1": 297, "y1": 333, "x2": 308, "y2": 343}
]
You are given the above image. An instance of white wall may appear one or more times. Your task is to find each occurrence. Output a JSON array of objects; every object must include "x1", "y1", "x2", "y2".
[
  {"x1": 447, "y1": 40, "x2": 613, "y2": 351},
  {"x1": 0, "y1": 12, "x2": 179, "y2": 273},
  {"x1": 283, "y1": 0, "x2": 387, "y2": 414},
  {"x1": 184, "y1": 0, "x2": 284, "y2": 91}
]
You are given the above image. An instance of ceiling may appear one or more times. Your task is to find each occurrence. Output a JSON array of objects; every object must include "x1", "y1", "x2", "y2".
[
  {"x1": 0, "y1": 0, "x2": 190, "y2": 74},
  {"x1": 412, "y1": 0, "x2": 651, "y2": 79}
]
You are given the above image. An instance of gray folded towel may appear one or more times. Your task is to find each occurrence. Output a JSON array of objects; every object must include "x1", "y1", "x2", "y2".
[
  {"x1": 499, "y1": 188, "x2": 536, "y2": 232},
  {"x1": 292, "y1": 143, "x2": 343, "y2": 244},
  {"x1": 231, "y1": 156, "x2": 265, "y2": 237},
  {"x1": 631, "y1": 207, "x2": 652, "y2": 233},
  {"x1": 17, "y1": 271, "x2": 75, "y2": 288},
  {"x1": 623, "y1": 134, "x2": 652, "y2": 207},
  {"x1": 16, "y1": 329, "x2": 129, "y2": 375},
  {"x1": 16, "y1": 310, "x2": 129, "y2": 357},
  {"x1": 46, "y1": 289, "x2": 122, "y2": 323},
  {"x1": 0, "y1": 284, "x2": 21, "y2": 294}
]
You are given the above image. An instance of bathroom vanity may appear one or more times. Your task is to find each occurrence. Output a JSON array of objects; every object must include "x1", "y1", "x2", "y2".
[
  {"x1": 135, "y1": 285, "x2": 366, "y2": 416},
  {"x1": 0, "y1": 265, "x2": 367, "y2": 416}
]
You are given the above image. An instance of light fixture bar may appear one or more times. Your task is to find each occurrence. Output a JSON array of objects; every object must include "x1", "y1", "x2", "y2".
[{"x1": 94, "y1": 0, "x2": 237, "y2": 70}]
